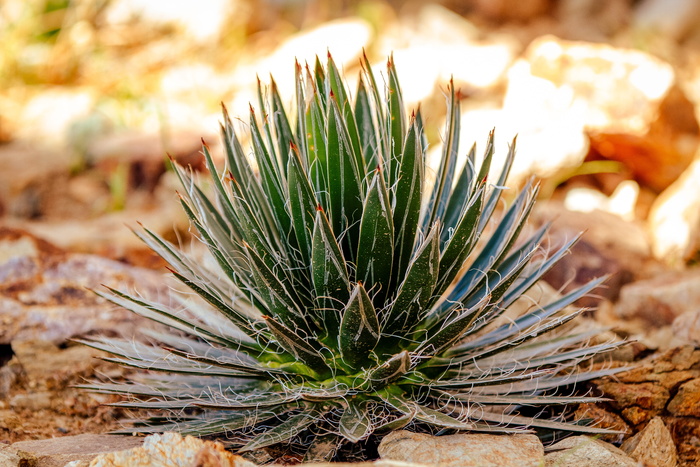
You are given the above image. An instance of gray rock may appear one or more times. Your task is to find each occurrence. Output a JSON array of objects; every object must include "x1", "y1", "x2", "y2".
[
  {"x1": 544, "y1": 436, "x2": 637, "y2": 466},
  {"x1": 3, "y1": 434, "x2": 143, "y2": 467},
  {"x1": 378, "y1": 430, "x2": 544, "y2": 467},
  {"x1": 621, "y1": 417, "x2": 678, "y2": 467}
]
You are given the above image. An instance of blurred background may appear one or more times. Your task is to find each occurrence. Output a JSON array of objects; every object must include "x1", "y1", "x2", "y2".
[{"x1": 2, "y1": 0, "x2": 700, "y2": 268}]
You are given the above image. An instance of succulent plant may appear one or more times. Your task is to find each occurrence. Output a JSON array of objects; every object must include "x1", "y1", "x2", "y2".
[{"x1": 80, "y1": 52, "x2": 625, "y2": 461}]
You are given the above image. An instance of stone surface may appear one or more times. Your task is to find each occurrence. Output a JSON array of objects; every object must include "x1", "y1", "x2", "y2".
[
  {"x1": 589, "y1": 346, "x2": 700, "y2": 465},
  {"x1": 88, "y1": 432, "x2": 255, "y2": 467},
  {"x1": 673, "y1": 311, "x2": 700, "y2": 348},
  {"x1": 668, "y1": 378, "x2": 700, "y2": 417},
  {"x1": 544, "y1": 436, "x2": 637, "y2": 466},
  {"x1": 532, "y1": 202, "x2": 660, "y2": 307},
  {"x1": 0, "y1": 227, "x2": 169, "y2": 344},
  {"x1": 648, "y1": 157, "x2": 700, "y2": 264},
  {"x1": 621, "y1": 417, "x2": 678, "y2": 467},
  {"x1": 613, "y1": 269, "x2": 700, "y2": 326},
  {"x1": 378, "y1": 430, "x2": 544, "y2": 467},
  {"x1": 3, "y1": 434, "x2": 143, "y2": 467}
]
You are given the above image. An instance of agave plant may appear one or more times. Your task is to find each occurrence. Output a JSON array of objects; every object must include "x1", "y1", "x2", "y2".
[{"x1": 80, "y1": 52, "x2": 624, "y2": 460}]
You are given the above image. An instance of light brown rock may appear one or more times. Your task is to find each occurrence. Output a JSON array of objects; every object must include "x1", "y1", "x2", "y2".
[
  {"x1": 648, "y1": 157, "x2": 700, "y2": 265},
  {"x1": 5, "y1": 434, "x2": 143, "y2": 467},
  {"x1": 544, "y1": 436, "x2": 637, "y2": 466},
  {"x1": 667, "y1": 378, "x2": 700, "y2": 417},
  {"x1": 378, "y1": 430, "x2": 544, "y2": 467},
  {"x1": 0, "y1": 227, "x2": 169, "y2": 344},
  {"x1": 89, "y1": 432, "x2": 254, "y2": 467},
  {"x1": 621, "y1": 417, "x2": 678, "y2": 467},
  {"x1": 614, "y1": 269, "x2": 700, "y2": 326}
]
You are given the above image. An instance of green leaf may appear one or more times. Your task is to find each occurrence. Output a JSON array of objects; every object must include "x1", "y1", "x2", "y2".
[
  {"x1": 327, "y1": 52, "x2": 364, "y2": 176},
  {"x1": 311, "y1": 207, "x2": 350, "y2": 337},
  {"x1": 264, "y1": 316, "x2": 331, "y2": 378},
  {"x1": 384, "y1": 222, "x2": 440, "y2": 334},
  {"x1": 326, "y1": 94, "x2": 364, "y2": 257},
  {"x1": 356, "y1": 168, "x2": 394, "y2": 305},
  {"x1": 355, "y1": 74, "x2": 379, "y2": 170},
  {"x1": 363, "y1": 351, "x2": 411, "y2": 391},
  {"x1": 288, "y1": 145, "x2": 318, "y2": 264},
  {"x1": 423, "y1": 79, "x2": 460, "y2": 229},
  {"x1": 339, "y1": 283, "x2": 380, "y2": 369},
  {"x1": 249, "y1": 106, "x2": 292, "y2": 235},
  {"x1": 392, "y1": 116, "x2": 423, "y2": 286},
  {"x1": 386, "y1": 54, "x2": 406, "y2": 188},
  {"x1": 339, "y1": 399, "x2": 372, "y2": 443},
  {"x1": 270, "y1": 76, "x2": 296, "y2": 170},
  {"x1": 240, "y1": 404, "x2": 325, "y2": 452}
]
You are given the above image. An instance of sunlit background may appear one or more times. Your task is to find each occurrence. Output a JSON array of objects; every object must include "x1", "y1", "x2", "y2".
[{"x1": 2, "y1": 0, "x2": 700, "y2": 266}]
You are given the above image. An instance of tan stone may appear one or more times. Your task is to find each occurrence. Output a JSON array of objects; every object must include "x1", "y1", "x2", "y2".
[
  {"x1": 544, "y1": 436, "x2": 637, "y2": 466},
  {"x1": 621, "y1": 417, "x2": 678, "y2": 467},
  {"x1": 378, "y1": 430, "x2": 544, "y2": 467}
]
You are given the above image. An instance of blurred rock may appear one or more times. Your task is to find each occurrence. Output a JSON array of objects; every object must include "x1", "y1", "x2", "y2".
[
  {"x1": 532, "y1": 202, "x2": 660, "y2": 307},
  {"x1": 378, "y1": 430, "x2": 544, "y2": 467},
  {"x1": 544, "y1": 436, "x2": 637, "y2": 466},
  {"x1": 89, "y1": 432, "x2": 255, "y2": 467},
  {"x1": 556, "y1": 0, "x2": 632, "y2": 41},
  {"x1": 614, "y1": 269, "x2": 700, "y2": 326},
  {"x1": 673, "y1": 310, "x2": 700, "y2": 347},
  {"x1": 0, "y1": 227, "x2": 168, "y2": 344},
  {"x1": 3, "y1": 434, "x2": 143, "y2": 467},
  {"x1": 17, "y1": 88, "x2": 96, "y2": 147},
  {"x1": 0, "y1": 143, "x2": 78, "y2": 219},
  {"x1": 468, "y1": 0, "x2": 553, "y2": 22},
  {"x1": 89, "y1": 129, "x2": 209, "y2": 192},
  {"x1": 648, "y1": 158, "x2": 700, "y2": 264},
  {"x1": 621, "y1": 417, "x2": 678, "y2": 466},
  {"x1": 634, "y1": 0, "x2": 700, "y2": 41}
]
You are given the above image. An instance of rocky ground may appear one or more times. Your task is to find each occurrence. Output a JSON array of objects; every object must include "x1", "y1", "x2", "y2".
[{"x1": 3, "y1": 0, "x2": 700, "y2": 466}]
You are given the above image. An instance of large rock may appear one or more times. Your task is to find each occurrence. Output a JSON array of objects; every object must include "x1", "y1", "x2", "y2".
[
  {"x1": 88, "y1": 432, "x2": 255, "y2": 467},
  {"x1": 531, "y1": 202, "x2": 660, "y2": 307},
  {"x1": 0, "y1": 227, "x2": 168, "y2": 344},
  {"x1": 1, "y1": 434, "x2": 143, "y2": 467},
  {"x1": 589, "y1": 346, "x2": 700, "y2": 465},
  {"x1": 621, "y1": 417, "x2": 678, "y2": 467},
  {"x1": 648, "y1": 157, "x2": 700, "y2": 264},
  {"x1": 544, "y1": 436, "x2": 637, "y2": 466},
  {"x1": 613, "y1": 269, "x2": 700, "y2": 327},
  {"x1": 378, "y1": 430, "x2": 544, "y2": 467}
]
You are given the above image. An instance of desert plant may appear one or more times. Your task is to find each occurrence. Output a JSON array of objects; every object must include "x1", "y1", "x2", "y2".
[{"x1": 80, "y1": 52, "x2": 624, "y2": 461}]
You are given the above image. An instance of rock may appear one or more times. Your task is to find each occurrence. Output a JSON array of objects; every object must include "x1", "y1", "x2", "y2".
[
  {"x1": 668, "y1": 378, "x2": 700, "y2": 417},
  {"x1": 634, "y1": 0, "x2": 700, "y2": 41},
  {"x1": 89, "y1": 129, "x2": 210, "y2": 192},
  {"x1": 459, "y1": 36, "x2": 686, "y2": 188},
  {"x1": 544, "y1": 436, "x2": 637, "y2": 466},
  {"x1": 574, "y1": 403, "x2": 632, "y2": 443},
  {"x1": 0, "y1": 227, "x2": 168, "y2": 344},
  {"x1": 595, "y1": 381, "x2": 669, "y2": 420},
  {"x1": 621, "y1": 417, "x2": 678, "y2": 467},
  {"x1": 648, "y1": 158, "x2": 700, "y2": 264},
  {"x1": 89, "y1": 432, "x2": 254, "y2": 467},
  {"x1": 3, "y1": 434, "x2": 142, "y2": 467},
  {"x1": 9, "y1": 391, "x2": 53, "y2": 411},
  {"x1": 17, "y1": 87, "x2": 96, "y2": 147},
  {"x1": 0, "y1": 143, "x2": 75, "y2": 219},
  {"x1": 531, "y1": 202, "x2": 660, "y2": 307},
  {"x1": 673, "y1": 311, "x2": 700, "y2": 347},
  {"x1": 614, "y1": 269, "x2": 700, "y2": 327},
  {"x1": 666, "y1": 417, "x2": 700, "y2": 466},
  {"x1": 378, "y1": 430, "x2": 544, "y2": 467}
]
